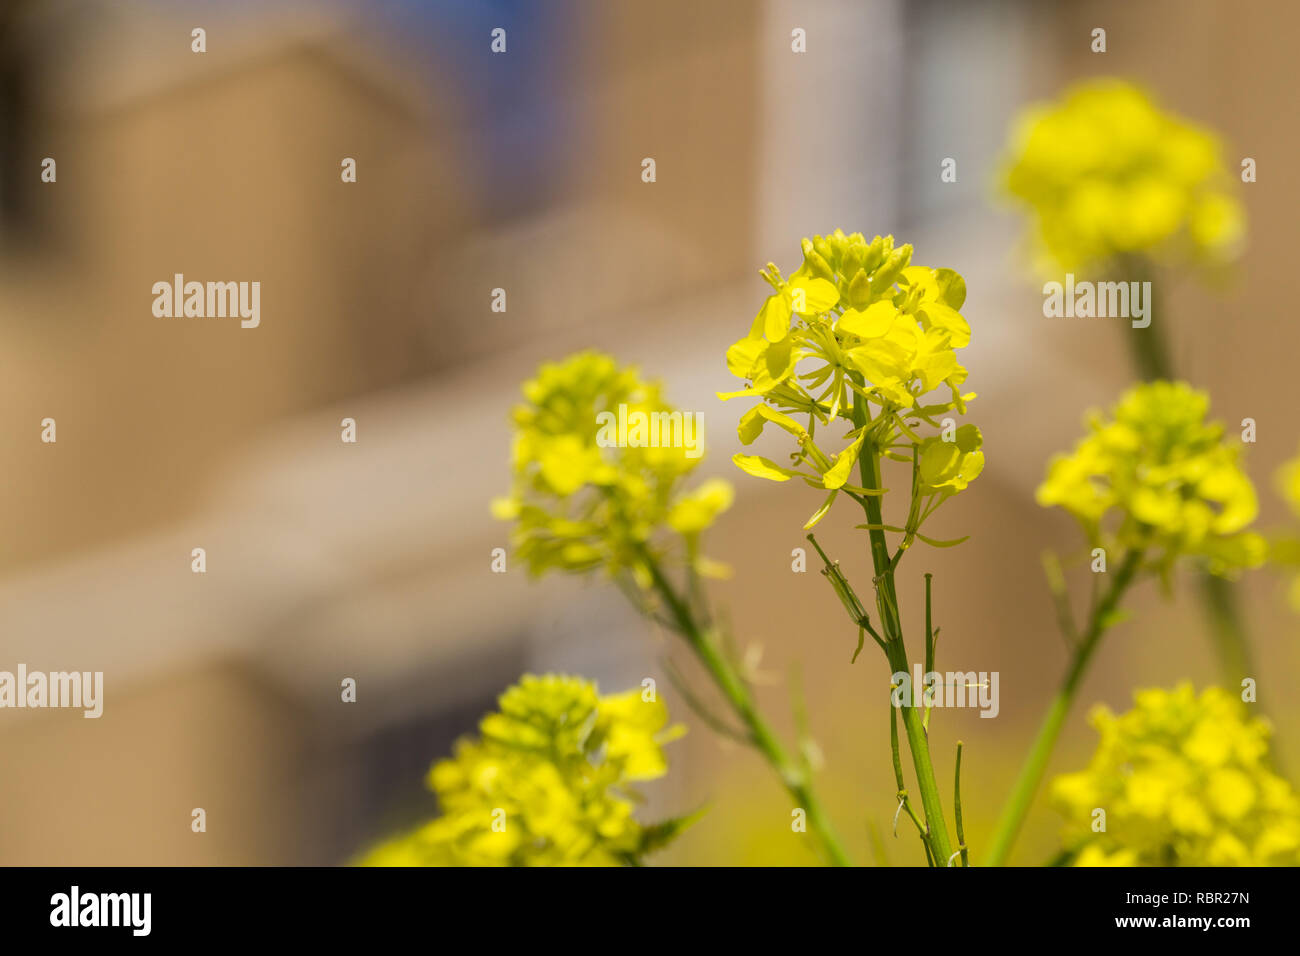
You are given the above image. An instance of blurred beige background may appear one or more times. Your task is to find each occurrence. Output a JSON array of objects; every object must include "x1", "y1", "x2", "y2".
[{"x1": 0, "y1": 0, "x2": 1297, "y2": 865}]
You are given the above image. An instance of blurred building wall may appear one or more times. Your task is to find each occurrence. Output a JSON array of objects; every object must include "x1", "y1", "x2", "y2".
[{"x1": 0, "y1": 0, "x2": 763, "y2": 865}]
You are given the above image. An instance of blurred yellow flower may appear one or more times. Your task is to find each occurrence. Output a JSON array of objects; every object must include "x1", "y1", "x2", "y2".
[
  {"x1": 1268, "y1": 448, "x2": 1300, "y2": 610},
  {"x1": 361, "y1": 674, "x2": 688, "y2": 867},
  {"x1": 1053, "y1": 684, "x2": 1300, "y2": 866},
  {"x1": 493, "y1": 351, "x2": 731, "y2": 583},
  {"x1": 1001, "y1": 78, "x2": 1243, "y2": 273},
  {"x1": 1037, "y1": 381, "x2": 1264, "y2": 577}
]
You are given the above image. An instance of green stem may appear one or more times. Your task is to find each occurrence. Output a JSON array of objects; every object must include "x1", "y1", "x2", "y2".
[
  {"x1": 954, "y1": 741, "x2": 968, "y2": 867},
  {"x1": 984, "y1": 548, "x2": 1143, "y2": 866},
  {"x1": 640, "y1": 549, "x2": 854, "y2": 866},
  {"x1": 1199, "y1": 573, "x2": 1255, "y2": 686},
  {"x1": 1115, "y1": 254, "x2": 1171, "y2": 384},
  {"x1": 851, "y1": 392, "x2": 954, "y2": 864},
  {"x1": 884, "y1": 638, "x2": 953, "y2": 864},
  {"x1": 889, "y1": 701, "x2": 934, "y2": 861}
]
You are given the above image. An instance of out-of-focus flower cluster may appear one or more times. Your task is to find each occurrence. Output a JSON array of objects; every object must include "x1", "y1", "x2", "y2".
[
  {"x1": 1268, "y1": 449, "x2": 1300, "y2": 610},
  {"x1": 721, "y1": 230, "x2": 981, "y2": 528},
  {"x1": 362, "y1": 674, "x2": 686, "y2": 867},
  {"x1": 493, "y1": 351, "x2": 732, "y2": 583},
  {"x1": 1053, "y1": 684, "x2": 1300, "y2": 866},
  {"x1": 1002, "y1": 78, "x2": 1244, "y2": 273},
  {"x1": 1037, "y1": 381, "x2": 1264, "y2": 577}
]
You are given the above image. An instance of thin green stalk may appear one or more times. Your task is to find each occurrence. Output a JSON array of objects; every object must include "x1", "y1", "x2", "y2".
[
  {"x1": 954, "y1": 741, "x2": 968, "y2": 867},
  {"x1": 639, "y1": 548, "x2": 853, "y2": 866},
  {"x1": 984, "y1": 548, "x2": 1144, "y2": 866},
  {"x1": 1115, "y1": 254, "x2": 1171, "y2": 384},
  {"x1": 924, "y1": 574, "x2": 935, "y2": 675},
  {"x1": 1199, "y1": 573, "x2": 1256, "y2": 686},
  {"x1": 890, "y1": 700, "x2": 934, "y2": 861},
  {"x1": 851, "y1": 391, "x2": 954, "y2": 864},
  {"x1": 883, "y1": 637, "x2": 953, "y2": 863},
  {"x1": 924, "y1": 573, "x2": 936, "y2": 731},
  {"x1": 867, "y1": 818, "x2": 891, "y2": 867}
]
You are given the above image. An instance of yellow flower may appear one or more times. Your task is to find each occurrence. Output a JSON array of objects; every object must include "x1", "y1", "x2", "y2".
[
  {"x1": 1052, "y1": 684, "x2": 1300, "y2": 866},
  {"x1": 494, "y1": 351, "x2": 732, "y2": 583},
  {"x1": 1001, "y1": 78, "x2": 1244, "y2": 273},
  {"x1": 1074, "y1": 845, "x2": 1139, "y2": 867},
  {"x1": 1037, "y1": 381, "x2": 1264, "y2": 577},
  {"x1": 667, "y1": 478, "x2": 735, "y2": 537},
  {"x1": 1267, "y1": 447, "x2": 1300, "y2": 611},
  {"x1": 360, "y1": 675, "x2": 689, "y2": 867},
  {"x1": 918, "y1": 425, "x2": 984, "y2": 495},
  {"x1": 721, "y1": 230, "x2": 979, "y2": 529}
]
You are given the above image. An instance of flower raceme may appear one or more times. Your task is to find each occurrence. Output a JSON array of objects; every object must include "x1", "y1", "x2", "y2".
[
  {"x1": 1001, "y1": 78, "x2": 1244, "y2": 274},
  {"x1": 720, "y1": 230, "x2": 982, "y2": 529},
  {"x1": 492, "y1": 351, "x2": 733, "y2": 583},
  {"x1": 1270, "y1": 449, "x2": 1300, "y2": 609},
  {"x1": 1052, "y1": 684, "x2": 1300, "y2": 867},
  {"x1": 361, "y1": 675, "x2": 687, "y2": 867},
  {"x1": 1037, "y1": 381, "x2": 1264, "y2": 578}
]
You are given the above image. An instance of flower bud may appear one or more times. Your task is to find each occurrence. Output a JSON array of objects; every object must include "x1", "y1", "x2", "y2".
[
  {"x1": 861, "y1": 235, "x2": 887, "y2": 275},
  {"x1": 847, "y1": 269, "x2": 872, "y2": 309},
  {"x1": 841, "y1": 242, "x2": 867, "y2": 279},
  {"x1": 803, "y1": 249, "x2": 835, "y2": 282},
  {"x1": 870, "y1": 244, "x2": 913, "y2": 299},
  {"x1": 812, "y1": 235, "x2": 834, "y2": 264}
]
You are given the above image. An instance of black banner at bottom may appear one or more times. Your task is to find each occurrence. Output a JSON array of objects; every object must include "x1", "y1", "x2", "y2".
[{"x1": 0, "y1": 865, "x2": 1275, "y2": 941}]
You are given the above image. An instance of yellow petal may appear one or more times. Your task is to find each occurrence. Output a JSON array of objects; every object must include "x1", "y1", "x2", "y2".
[{"x1": 838, "y1": 300, "x2": 898, "y2": 338}]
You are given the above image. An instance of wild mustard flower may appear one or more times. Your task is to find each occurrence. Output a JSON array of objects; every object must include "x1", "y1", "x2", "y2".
[
  {"x1": 719, "y1": 231, "x2": 984, "y2": 866},
  {"x1": 1002, "y1": 78, "x2": 1243, "y2": 274},
  {"x1": 987, "y1": 382, "x2": 1263, "y2": 866},
  {"x1": 493, "y1": 350, "x2": 731, "y2": 584},
  {"x1": 362, "y1": 674, "x2": 686, "y2": 867},
  {"x1": 721, "y1": 230, "x2": 981, "y2": 529},
  {"x1": 1037, "y1": 381, "x2": 1264, "y2": 579},
  {"x1": 1053, "y1": 684, "x2": 1300, "y2": 866}
]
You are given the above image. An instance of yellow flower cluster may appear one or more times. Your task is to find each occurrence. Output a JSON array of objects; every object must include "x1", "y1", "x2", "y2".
[
  {"x1": 1269, "y1": 450, "x2": 1300, "y2": 610},
  {"x1": 1053, "y1": 684, "x2": 1300, "y2": 866},
  {"x1": 1002, "y1": 78, "x2": 1244, "y2": 273},
  {"x1": 721, "y1": 230, "x2": 981, "y2": 528},
  {"x1": 1276, "y1": 452, "x2": 1300, "y2": 520},
  {"x1": 493, "y1": 351, "x2": 732, "y2": 582},
  {"x1": 362, "y1": 674, "x2": 686, "y2": 867},
  {"x1": 1037, "y1": 381, "x2": 1263, "y2": 576}
]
